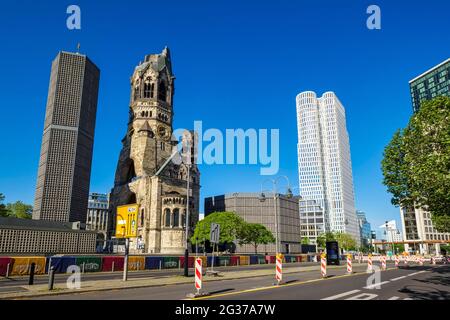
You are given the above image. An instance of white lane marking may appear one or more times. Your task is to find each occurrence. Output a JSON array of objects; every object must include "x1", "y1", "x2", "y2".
[
  {"x1": 321, "y1": 289, "x2": 361, "y2": 300},
  {"x1": 388, "y1": 296, "x2": 400, "y2": 300},
  {"x1": 390, "y1": 276, "x2": 407, "y2": 281},
  {"x1": 403, "y1": 298, "x2": 413, "y2": 300},
  {"x1": 408, "y1": 271, "x2": 427, "y2": 276},
  {"x1": 364, "y1": 281, "x2": 390, "y2": 289},
  {"x1": 346, "y1": 293, "x2": 378, "y2": 300}
]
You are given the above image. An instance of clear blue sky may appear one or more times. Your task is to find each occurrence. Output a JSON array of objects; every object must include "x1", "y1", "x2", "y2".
[{"x1": 0, "y1": 0, "x2": 449, "y2": 233}]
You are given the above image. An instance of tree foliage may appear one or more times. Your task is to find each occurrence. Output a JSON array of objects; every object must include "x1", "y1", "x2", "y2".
[
  {"x1": 191, "y1": 212, "x2": 275, "y2": 253},
  {"x1": 0, "y1": 193, "x2": 8, "y2": 217},
  {"x1": 301, "y1": 237, "x2": 311, "y2": 245},
  {"x1": 190, "y1": 212, "x2": 246, "y2": 245},
  {"x1": 239, "y1": 223, "x2": 275, "y2": 254},
  {"x1": 6, "y1": 201, "x2": 32, "y2": 219},
  {"x1": 334, "y1": 232, "x2": 357, "y2": 251},
  {"x1": 382, "y1": 96, "x2": 450, "y2": 232},
  {"x1": 317, "y1": 232, "x2": 356, "y2": 251},
  {"x1": 316, "y1": 232, "x2": 336, "y2": 248}
]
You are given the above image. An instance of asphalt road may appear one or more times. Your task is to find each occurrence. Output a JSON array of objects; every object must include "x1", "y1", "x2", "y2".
[
  {"x1": 0, "y1": 261, "x2": 317, "y2": 289},
  {"x1": 23, "y1": 262, "x2": 449, "y2": 300}
]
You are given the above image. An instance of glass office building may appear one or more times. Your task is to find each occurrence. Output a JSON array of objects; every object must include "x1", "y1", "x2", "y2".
[{"x1": 409, "y1": 58, "x2": 450, "y2": 113}]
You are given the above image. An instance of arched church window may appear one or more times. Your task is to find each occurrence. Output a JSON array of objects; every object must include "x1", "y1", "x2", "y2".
[
  {"x1": 144, "y1": 80, "x2": 154, "y2": 98},
  {"x1": 164, "y1": 208, "x2": 171, "y2": 227},
  {"x1": 182, "y1": 209, "x2": 186, "y2": 227},
  {"x1": 173, "y1": 208, "x2": 180, "y2": 227},
  {"x1": 158, "y1": 81, "x2": 167, "y2": 101},
  {"x1": 134, "y1": 85, "x2": 140, "y2": 100}
]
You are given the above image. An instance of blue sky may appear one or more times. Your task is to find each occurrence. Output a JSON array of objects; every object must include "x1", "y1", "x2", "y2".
[{"x1": 0, "y1": 0, "x2": 449, "y2": 234}]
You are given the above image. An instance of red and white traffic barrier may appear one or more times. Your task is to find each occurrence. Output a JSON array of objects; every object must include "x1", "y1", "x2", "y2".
[
  {"x1": 381, "y1": 255, "x2": 386, "y2": 271},
  {"x1": 195, "y1": 258, "x2": 202, "y2": 294},
  {"x1": 346, "y1": 255, "x2": 352, "y2": 274},
  {"x1": 275, "y1": 256, "x2": 282, "y2": 285},
  {"x1": 321, "y1": 254, "x2": 327, "y2": 278},
  {"x1": 394, "y1": 255, "x2": 399, "y2": 268},
  {"x1": 367, "y1": 254, "x2": 373, "y2": 273}
]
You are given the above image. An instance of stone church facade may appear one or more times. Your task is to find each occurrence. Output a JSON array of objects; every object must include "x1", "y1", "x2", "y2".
[{"x1": 109, "y1": 48, "x2": 200, "y2": 254}]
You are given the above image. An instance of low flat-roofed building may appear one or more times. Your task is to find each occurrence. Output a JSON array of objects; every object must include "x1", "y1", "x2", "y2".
[
  {"x1": 0, "y1": 217, "x2": 97, "y2": 254},
  {"x1": 205, "y1": 193, "x2": 301, "y2": 254}
]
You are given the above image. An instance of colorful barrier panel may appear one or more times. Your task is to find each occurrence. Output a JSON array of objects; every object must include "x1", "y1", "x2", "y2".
[
  {"x1": 10, "y1": 256, "x2": 46, "y2": 276},
  {"x1": 217, "y1": 256, "x2": 231, "y2": 266},
  {"x1": 239, "y1": 256, "x2": 250, "y2": 265},
  {"x1": 128, "y1": 256, "x2": 145, "y2": 271},
  {"x1": 0, "y1": 257, "x2": 12, "y2": 276},
  {"x1": 230, "y1": 256, "x2": 239, "y2": 266},
  {"x1": 46, "y1": 256, "x2": 76, "y2": 273},
  {"x1": 144, "y1": 256, "x2": 162, "y2": 270},
  {"x1": 296, "y1": 256, "x2": 302, "y2": 262},
  {"x1": 75, "y1": 256, "x2": 102, "y2": 272},
  {"x1": 207, "y1": 256, "x2": 214, "y2": 267},
  {"x1": 179, "y1": 256, "x2": 195, "y2": 268},
  {"x1": 163, "y1": 256, "x2": 180, "y2": 269},
  {"x1": 265, "y1": 255, "x2": 276, "y2": 264},
  {"x1": 285, "y1": 255, "x2": 296, "y2": 263},
  {"x1": 102, "y1": 256, "x2": 124, "y2": 272}
]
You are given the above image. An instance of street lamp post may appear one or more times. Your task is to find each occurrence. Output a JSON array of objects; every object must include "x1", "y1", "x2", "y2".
[{"x1": 259, "y1": 176, "x2": 293, "y2": 255}]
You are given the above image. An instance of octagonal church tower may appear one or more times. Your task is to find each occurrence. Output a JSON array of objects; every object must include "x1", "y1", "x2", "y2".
[{"x1": 109, "y1": 48, "x2": 200, "y2": 254}]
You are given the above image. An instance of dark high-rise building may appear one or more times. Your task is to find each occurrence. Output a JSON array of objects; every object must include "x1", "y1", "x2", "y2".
[
  {"x1": 409, "y1": 58, "x2": 450, "y2": 113},
  {"x1": 33, "y1": 51, "x2": 100, "y2": 223}
]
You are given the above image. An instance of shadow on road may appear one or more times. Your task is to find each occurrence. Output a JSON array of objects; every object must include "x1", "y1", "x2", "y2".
[
  {"x1": 209, "y1": 288, "x2": 235, "y2": 295},
  {"x1": 399, "y1": 285, "x2": 449, "y2": 300}
]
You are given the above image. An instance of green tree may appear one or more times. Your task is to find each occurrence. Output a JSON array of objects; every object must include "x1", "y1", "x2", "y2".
[
  {"x1": 191, "y1": 212, "x2": 246, "y2": 245},
  {"x1": 0, "y1": 193, "x2": 8, "y2": 217},
  {"x1": 334, "y1": 232, "x2": 357, "y2": 251},
  {"x1": 301, "y1": 237, "x2": 311, "y2": 245},
  {"x1": 239, "y1": 223, "x2": 275, "y2": 254},
  {"x1": 6, "y1": 201, "x2": 32, "y2": 219},
  {"x1": 316, "y1": 232, "x2": 336, "y2": 248},
  {"x1": 382, "y1": 96, "x2": 450, "y2": 232}
]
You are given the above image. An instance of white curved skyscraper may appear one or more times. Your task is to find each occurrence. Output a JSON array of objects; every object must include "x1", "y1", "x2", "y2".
[{"x1": 296, "y1": 91, "x2": 360, "y2": 246}]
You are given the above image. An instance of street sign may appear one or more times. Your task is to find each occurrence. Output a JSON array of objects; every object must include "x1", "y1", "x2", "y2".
[
  {"x1": 210, "y1": 223, "x2": 220, "y2": 244},
  {"x1": 115, "y1": 204, "x2": 138, "y2": 238}
]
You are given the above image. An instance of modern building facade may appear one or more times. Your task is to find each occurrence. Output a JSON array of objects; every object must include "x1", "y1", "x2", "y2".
[
  {"x1": 86, "y1": 193, "x2": 110, "y2": 239},
  {"x1": 399, "y1": 58, "x2": 450, "y2": 254},
  {"x1": 296, "y1": 91, "x2": 360, "y2": 246},
  {"x1": 33, "y1": 51, "x2": 100, "y2": 224},
  {"x1": 299, "y1": 199, "x2": 324, "y2": 245},
  {"x1": 401, "y1": 207, "x2": 450, "y2": 255},
  {"x1": 109, "y1": 48, "x2": 200, "y2": 254},
  {"x1": 356, "y1": 210, "x2": 371, "y2": 248},
  {"x1": 379, "y1": 220, "x2": 403, "y2": 242},
  {"x1": 205, "y1": 193, "x2": 302, "y2": 254},
  {"x1": 0, "y1": 217, "x2": 97, "y2": 254},
  {"x1": 409, "y1": 58, "x2": 450, "y2": 113}
]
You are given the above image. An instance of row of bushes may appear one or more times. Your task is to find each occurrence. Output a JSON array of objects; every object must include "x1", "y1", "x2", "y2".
[{"x1": 0, "y1": 254, "x2": 317, "y2": 276}]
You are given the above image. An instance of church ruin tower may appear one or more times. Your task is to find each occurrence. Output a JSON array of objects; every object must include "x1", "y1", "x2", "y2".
[{"x1": 109, "y1": 48, "x2": 200, "y2": 254}]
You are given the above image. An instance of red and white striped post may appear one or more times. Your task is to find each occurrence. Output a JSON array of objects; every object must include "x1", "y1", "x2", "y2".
[
  {"x1": 419, "y1": 256, "x2": 424, "y2": 266},
  {"x1": 195, "y1": 258, "x2": 202, "y2": 294},
  {"x1": 394, "y1": 255, "x2": 399, "y2": 268},
  {"x1": 321, "y1": 253, "x2": 327, "y2": 278},
  {"x1": 381, "y1": 255, "x2": 386, "y2": 271},
  {"x1": 404, "y1": 254, "x2": 408, "y2": 267},
  {"x1": 346, "y1": 254, "x2": 352, "y2": 274},
  {"x1": 275, "y1": 254, "x2": 283, "y2": 285},
  {"x1": 432, "y1": 256, "x2": 436, "y2": 265},
  {"x1": 367, "y1": 254, "x2": 373, "y2": 273}
]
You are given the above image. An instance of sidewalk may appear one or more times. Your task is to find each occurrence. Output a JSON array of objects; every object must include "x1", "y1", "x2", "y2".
[{"x1": 0, "y1": 263, "x2": 358, "y2": 300}]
